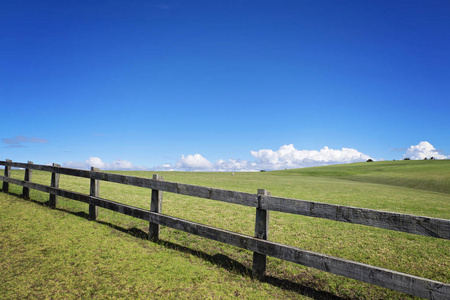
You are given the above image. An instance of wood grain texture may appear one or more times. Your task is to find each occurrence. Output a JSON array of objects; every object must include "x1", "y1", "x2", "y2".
[
  {"x1": 260, "y1": 195, "x2": 450, "y2": 240},
  {"x1": 89, "y1": 167, "x2": 100, "y2": 221},
  {"x1": 149, "y1": 174, "x2": 164, "y2": 240},
  {"x1": 22, "y1": 161, "x2": 33, "y2": 199},
  {"x1": 48, "y1": 163, "x2": 61, "y2": 208},
  {"x1": 252, "y1": 189, "x2": 270, "y2": 279},
  {"x1": 2, "y1": 159, "x2": 12, "y2": 193}
]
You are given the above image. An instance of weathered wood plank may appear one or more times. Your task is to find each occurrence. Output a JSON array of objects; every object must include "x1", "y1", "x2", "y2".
[
  {"x1": 48, "y1": 163, "x2": 61, "y2": 208},
  {"x1": 22, "y1": 161, "x2": 33, "y2": 199},
  {"x1": 149, "y1": 174, "x2": 164, "y2": 240},
  {"x1": 89, "y1": 197, "x2": 151, "y2": 221},
  {"x1": 89, "y1": 167, "x2": 100, "y2": 221},
  {"x1": 0, "y1": 161, "x2": 91, "y2": 177},
  {"x1": 261, "y1": 195, "x2": 450, "y2": 240},
  {"x1": 172, "y1": 182, "x2": 259, "y2": 207},
  {"x1": 91, "y1": 171, "x2": 259, "y2": 207},
  {"x1": 2, "y1": 159, "x2": 12, "y2": 193},
  {"x1": 252, "y1": 189, "x2": 270, "y2": 279}
]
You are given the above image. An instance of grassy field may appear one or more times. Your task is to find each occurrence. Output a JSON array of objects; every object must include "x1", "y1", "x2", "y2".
[{"x1": 1, "y1": 160, "x2": 449, "y2": 299}]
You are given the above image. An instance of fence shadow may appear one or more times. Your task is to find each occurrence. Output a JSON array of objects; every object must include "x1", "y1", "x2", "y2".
[
  {"x1": 62, "y1": 210, "x2": 346, "y2": 299},
  {"x1": 8, "y1": 191, "x2": 50, "y2": 207},
  {"x1": 5, "y1": 191, "x2": 356, "y2": 300},
  {"x1": 5, "y1": 193, "x2": 348, "y2": 299},
  {"x1": 10, "y1": 192, "x2": 348, "y2": 299},
  {"x1": 9, "y1": 192, "x2": 92, "y2": 219},
  {"x1": 156, "y1": 238, "x2": 348, "y2": 300}
]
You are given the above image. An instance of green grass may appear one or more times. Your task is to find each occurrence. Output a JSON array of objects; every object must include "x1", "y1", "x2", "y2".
[
  {"x1": 278, "y1": 159, "x2": 450, "y2": 194},
  {"x1": 1, "y1": 160, "x2": 449, "y2": 299}
]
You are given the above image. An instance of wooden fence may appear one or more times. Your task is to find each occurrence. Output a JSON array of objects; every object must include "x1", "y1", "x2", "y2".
[{"x1": 1, "y1": 160, "x2": 449, "y2": 299}]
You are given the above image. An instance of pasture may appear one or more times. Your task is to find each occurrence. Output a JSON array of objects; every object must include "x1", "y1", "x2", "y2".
[{"x1": 1, "y1": 160, "x2": 449, "y2": 299}]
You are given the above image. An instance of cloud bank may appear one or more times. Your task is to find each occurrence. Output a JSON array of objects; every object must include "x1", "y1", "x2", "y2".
[
  {"x1": 61, "y1": 141, "x2": 447, "y2": 172},
  {"x1": 250, "y1": 144, "x2": 371, "y2": 170},
  {"x1": 156, "y1": 144, "x2": 372, "y2": 172},
  {"x1": 403, "y1": 141, "x2": 447, "y2": 160},
  {"x1": 160, "y1": 154, "x2": 258, "y2": 172}
]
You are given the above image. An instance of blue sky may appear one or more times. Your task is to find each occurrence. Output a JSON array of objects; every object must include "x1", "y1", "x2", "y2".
[{"x1": 1, "y1": 0, "x2": 449, "y2": 171}]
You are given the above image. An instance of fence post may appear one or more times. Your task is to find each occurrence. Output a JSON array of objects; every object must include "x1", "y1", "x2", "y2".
[
  {"x1": 149, "y1": 174, "x2": 164, "y2": 240},
  {"x1": 2, "y1": 159, "x2": 12, "y2": 193},
  {"x1": 89, "y1": 167, "x2": 100, "y2": 220},
  {"x1": 22, "y1": 161, "x2": 33, "y2": 199},
  {"x1": 252, "y1": 188, "x2": 271, "y2": 280},
  {"x1": 48, "y1": 163, "x2": 60, "y2": 208}
]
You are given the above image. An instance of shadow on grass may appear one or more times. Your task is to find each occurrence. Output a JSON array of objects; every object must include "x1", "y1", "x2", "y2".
[
  {"x1": 156, "y1": 238, "x2": 348, "y2": 300},
  {"x1": 7, "y1": 191, "x2": 50, "y2": 207},
  {"x1": 9, "y1": 192, "x2": 91, "y2": 219},
  {"x1": 15, "y1": 193, "x2": 347, "y2": 300},
  {"x1": 96, "y1": 222, "x2": 347, "y2": 299}
]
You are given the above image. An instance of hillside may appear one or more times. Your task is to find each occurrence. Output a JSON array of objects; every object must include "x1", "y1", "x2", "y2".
[{"x1": 274, "y1": 160, "x2": 450, "y2": 194}]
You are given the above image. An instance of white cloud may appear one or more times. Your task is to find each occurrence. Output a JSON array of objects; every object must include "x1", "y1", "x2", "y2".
[
  {"x1": 155, "y1": 144, "x2": 372, "y2": 172},
  {"x1": 86, "y1": 157, "x2": 108, "y2": 169},
  {"x1": 63, "y1": 157, "x2": 146, "y2": 170},
  {"x1": 250, "y1": 144, "x2": 371, "y2": 170},
  {"x1": 214, "y1": 158, "x2": 258, "y2": 172},
  {"x1": 156, "y1": 156, "x2": 258, "y2": 172},
  {"x1": 175, "y1": 154, "x2": 214, "y2": 171},
  {"x1": 111, "y1": 159, "x2": 135, "y2": 170},
  {"x1": 403, "y1": 141, "x2": 447, "y2": 160}
]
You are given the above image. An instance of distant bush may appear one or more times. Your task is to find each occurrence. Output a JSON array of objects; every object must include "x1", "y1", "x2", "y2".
[
  {"x1": 260, "y1": 170, "x2": 266, "y2": 172},
  {"x1": 431, "y1": 157, "x2": 435, "y2": 160},
  {"x1": 404, "y1": 158, "x2": 410, "y2": 160},
  {"x1": 424, "y1": 157, "x2": 428, "y2": 160},
  {"x1": 366, "y1": 159, "x2": 373, "y2": 162}
]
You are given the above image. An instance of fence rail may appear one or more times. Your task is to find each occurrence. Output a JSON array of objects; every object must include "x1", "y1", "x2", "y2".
[{"x1": 1, "y1": 160, "x2": 449, "y2": 299}]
